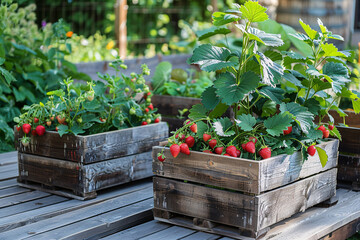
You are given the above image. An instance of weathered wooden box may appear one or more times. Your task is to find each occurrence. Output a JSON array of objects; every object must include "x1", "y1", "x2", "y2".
[
  {"x1": 151, "y1": 95, "x2": 200, "y2": 132},
  {"x1": 324, "y1": 110, "x2": 360, "y2": 189},
  {"x1": 15, "y1": 122, "x2": 168, "y2": 200},
  {"x1": 152, "y1": 139, "x2": 339, "y2": 239}
]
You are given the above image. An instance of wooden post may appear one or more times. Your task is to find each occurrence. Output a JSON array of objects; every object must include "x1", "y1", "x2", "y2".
[{"x1": 115, "y1": 0, "x2": 128, "y2": 59}]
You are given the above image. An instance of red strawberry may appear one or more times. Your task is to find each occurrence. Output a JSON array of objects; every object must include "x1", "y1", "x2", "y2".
[
  {"x1": 16, "y1": 126, "x2": 21, "y2": 132},
  {"x1": 307, "y1": 145, "x2": 316, "y2": 156},
  {"x1": 203, "y1": 133, "x2": 211, "y2": 142},
  {"x1": 190, "y1": 123, "x2": 197, "y2": 133},
  {"x1": 55, "y1": 126, "x2": 59, "y2": 132},
  {"x1": 203, "y1": 150, "x2": 212, "y2": 154},
  {"x1": 145, "y1": 108, "x2": 149, "y2": 113},
  {"x1": 175, "y1": 134, "x2": 179, "y2": 139},
  {"x1": 209, "y1": 139, "x2": 217, "y2": 149},
  {"x1": 180, "y1": 143, "x2": 190, "y2": 155},
  {"x1": 99, "y1": 117, "x2": 106, "y2": 122},
  {"x1": 22, "y1": 124, "x2": 31, "y2": 134},
  {"x1": 236, "y1": 149, "x2": 241, "y2": 157},
  {"x1": 34, "y1": 117, "x2": 39, "y2": 123},
  {"x1": 185, "y1": 120, "x2": 191, "y2": 125},
  {"x1": 245, "y1": 141, "x2": 256, "y2": 154},
  {"x1": 283, "y1": 126, "x2": 292, "y2": 135},
  {"x1": 157, "y1": 154, "x2": 165, "y2": 162},
  {"x1": 180, "y1": 134, "x2": 186, "y2": 141},
  {"x1": 214, "y1": 147, "x2": 224, "y2": 155},
  {"x1": 226, "y1": 146, "x2": 237, "y2": 157},
  {"x1": 323, "y1": 129, "x2": 330, "y2": 138},
  {"x1": 57, "y1": 115, "x2": 65, "y2": 124},
  {"x1": 185, "y1": 136, "x2": 195, "y2": 148},
  {"x1": 31, "y1": 130, "x2": 37, "y2": 136},
  {"x1": 170, "y1": 144, "x2": 180, "y2": 158},
  {"x1": 241, "y1": 143, "x2": 246, "y2": 151},
  {"x1": 35, "y1": 125, "x2": 46, "y2": 136},
  {"x1": 224, "y1": 153, "x2": 230, "y2": 156},
  {"x1": 328, "y1": 124, "x2": 334, "y2": 130},
  {"x1": 141, "y1": 121, "x2": 148, "y2": 125},
  {"x1": 249, "y1": 136, "x2": 258, "y2": 143},
  {"x1": 154, "y1": 118, "x2": 160, "y2": 123},
  {"x1": 318, "y1": 125, "x2": 326, "y2": 132},
  {"x1": 259, "y1": 147, "x2": 271, "y2": 159},
  {"x1": 148, "y1": 104, "x2": 154, "y2": 110}
]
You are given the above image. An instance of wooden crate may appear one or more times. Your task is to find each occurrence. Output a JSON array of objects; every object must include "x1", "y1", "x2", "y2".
[
  {"x1": 15, "y1": 122, "x2": 168, "y2": 200},
  {"x1": 151, "y1": 95, "x2": 200, "y2": 132},
  {"x1": 152, "y1": 139, "x2": 339, "y2": 239},
  {"x1": 323, "y1": 110, "x2": 360, "y2": 189}
]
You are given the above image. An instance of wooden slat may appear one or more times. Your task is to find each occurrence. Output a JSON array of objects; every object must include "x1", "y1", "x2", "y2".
[
  {"x1": 0, "y1": 195, "x2": 67, "y2": 218},
  {"x1": 0, "y1": 179, "x2": 18, "y2": 190},
  {"x1": 337, "y1": 126, "x2": 360, "y2": 154},
  {"x1": 180, "y1": 231, "x2": 221, "y2": 240},
  {"x1": 99, "y1": 220, "x2": 172, "y2": 240},
  {"x1": 15, "y1": 122, "x2": 168, "y2": 163},
  {"x1": 18, "y1": 150, "x2": 154, "y2": 197},
  {"x1": 0, "y1": 151, "x2": 17, "y2": 165},
  {"x1": 0, "y1": 190, "x2": 50, "y2": 208},
  {"x1": 321, "y1": 217, "x2": 360, "y2": 240},
  {"x1": 8, "y1": 194, "x2": 153, "y2": 240},
  {"x1": 0, "y1": 186, "x2": 31, "y2": 199},
  {"x1": 0, "y1": 180, "x2": 152, "y2": 232},
  {"x1": 154, "y1": 169, "x2": 336, "y2": 236},
  {"x1": 153, "y1": 139, "x2": 338, "y2": 194},
  {"x1": 152, "y1": 95, "x2": 201, "y2": 116},
  {"x1": 140, "y1": 226, "x2": 196, "y2": 240},
  {"x1": 0, "y1": 163, "x2": 18, "y2": 174}
]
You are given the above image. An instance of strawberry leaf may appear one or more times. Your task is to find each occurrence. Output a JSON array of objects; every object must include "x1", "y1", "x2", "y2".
[
  {"x1": 239, "y1": 1, "x2": 268, "y2": 23},
  {"x1": 196, "y1": 26, "x2": 232, "y2": 41},
  {"x1": 236, "y1": 25, "x2": 284, "y2": 47},
  {"x1": 299, "y1": 19, "x2": 317, "y2": 40},
  {"x1": 263, "y1": 113, "x2": 292, "y2": 136},
  {"x1": 213, "y1": 117, "x2": 235, "y2": 137},
  {"x1": 259, "y1": 86, "x2": 285, "y2": 104},
  {"x1": 209, "y1": 102, "x2": 229, "y2": 119},
  {"x1": 280, "y1": 102, "x2": 314, "y2": 134},
  {"x1": 215, "y1": 71, "x2": 260, "y2": 105},
  {"x1": 201, "y1": 86, "x2": 220, "y2": 110},
  {"x1": 235, "y1": 114, "x2": 256, "y2": 131},
  {"x1": 196, "y1": 121, "x2": 208, "y2": 138},
  {"x1": 315, "y1": 146, "x2": 328, "y2": 168},
  {"x1": 151, "y1": 61, "x2": 172, "y2": 91},
  {"x1": 321, "y1": 43, "x2": 348, "y2": 58},
  {"x1": 257, "y1": 52, "x2": 284, "y2": 87},
  {"x1": 189, "y1": 104, "x2": 208, "y2": 120},
  {"x1": 330, "y1": 126, "x2": 341, "y2": 141},
  {"x1": 212, "y1": 12, "x2": 240, "y2": 26},
  {"x1": 187, "y1": 44, "x2": 237, "y2": 72},
  {"x1": 261, "y1": 100, "x2": 277, "y2": 117}
]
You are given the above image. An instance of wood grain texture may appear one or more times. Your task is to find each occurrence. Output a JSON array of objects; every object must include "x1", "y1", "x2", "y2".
[
  {"x1": 153, "y1": 168, "x2": 336, "y2": 237},
  {"x1": 15, "y1": 122, "x2": 168, "y2": 163},
  {"x1": 337, "y1": 126, "x2": 360, "y2": 154},
  {"x1": 18, "y1": 151, "x2": 153, "y2": 198},
  {"x1": 152, "y1": 95, "x2": 201, "y2": 116},
  {"x1": 153, "y1": 139, "x2": 338, "y2": 194}
]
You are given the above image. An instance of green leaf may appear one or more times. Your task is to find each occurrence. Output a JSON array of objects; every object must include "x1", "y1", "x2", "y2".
[
  {"x1": 301, "y1": 145, "x2": 309, "y2": 162},
  {"x1": 214, "y1": 72, "x2": 260, "y2": 105},
  {"x1": 18, "y1": 86, "x2": 36, "y2": 103},
  {"x1": 235, "y1": 114, "x2": 256, "y2": 131},
  {"x1": 323, "y1": 62, "x2": 349, "y2": 77},
  {"x1": 259, "y1": 86, "x2": 285, "y2": 104},
  {"x1": 257, "y1": 19, "x2": 291, "y2": 51},
  {"x1": 257, "y1": 52, "x2": 284, "y2": 87},
  {"x1": 12, "y1": 87, "x2": 25, "y2": 102},
  {"x1": 188, "y1": 44, "x2": 237, "y2": 72},
  {"x1": 189, "y1": 104, "x2": 208, "y2": 120},
  {"x1": 213, "y1": 118, "x2": 235, "y2": 137},
  {"x1": 304, "y1": 99, "x2": 321, "y2": 115},
  {"x1": 47, "y1": 89, "x2": 65, "y2": 97},
  {"x1": 69, "y1": 124, "x2": 85, "y2": 136},
  {"x1": 57, "y1": 125, "x2": 69, "y2": 137},
  {"x1": 151, "y1": 61, "x2": 172, "y2": 91},
  {"x1": 264, "y1": 113, "x2": 292, "y2": 136},
  {"x1": 201, "y1": 86, "x2": 220, "y2": 110},
  {"x1": 330, "y1": 126, "x2": 342, "y2": 141},
  {"x1": 239, "y1": 1, "x2": 268, "y2": 22},
  {"x1": 212, "y1": 12, "x2": 240, "y2": 26},
  {"x1": 0, "y1": 66, "x2": 16, "y2": 84},
  {"x1": 315, "y1": 146, "x2": 328, "y2": 168},
  {"x1": 209, "y1": 102, "x2": 228, "y2": 119},
  {"x1": 299, "y1": 19, "x2": 317, "y2": 40},
  {"x1": 307, "y1": 128, "x2": 323, "y2": 141},
  {"x1": 11, "y1": 42, "x2": 37, "y2": 55},
  {"x1": 261, "y1": 100, "x2": 277, "y2": 117},
  {"x1": 237, "y1": 25, "x2": 284, "y2": 47},
  {"x1": 280, "y1": 102, "x2": 314, "y2": 134},
  {"x1": 282, "y1": 72, "x2": 302, "y2": 87},
  {"x1": 196, "y1": 26, "x2": 231, "y2": 41},
  {"x1": 282, "y1": 24, "x2": 313, "y2": 56},
  {"x1": 196, "y1": 121, "x2": 208, "y2": 138},
  {"x1": 321, "y1": 43, "x2": 347, "y2": 58},
  {"x1": 352, "y1": 98, "x2": 360, "y2": 114}
]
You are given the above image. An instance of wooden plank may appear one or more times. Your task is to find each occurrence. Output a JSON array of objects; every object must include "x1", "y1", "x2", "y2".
[
  {"x1": 259, "y1": 139, "x2": 338, "y2": 193},
  {"x1": 0, "y1": 195, "x2": 67, "y2": 218},
  {"x1": 15, "y1": 122, "x2": 168, "y2": 164},
  {"x1": 0, "y1": 180, "x2": 152, "y2": 232},
  {"x1": 18, "y1": 150, "x2": 153, "y2": 198},
  {"x1": 180, "y1": 231, "x2": 221, "y2": 240},
  {"x1": 263, "y1": 189, "x2": 360, "y2": 240},
  {"x1": 337, "y1": 126, "x2": 360, "y2": 154},
  {"x1": 0, "y1": 186, "x2": 31, "y2": 199},
  {"x1": 0, "y1": 151, "x2": 17, "y2": 165},
  {"x1": 153, "y1": 139, "x2": 338, "y2": 194},
  {"x1": 153, "y1": 169, "x2": 336, "y2": 237},
  {"x1": 0, "y1": 163, "x2": 18, "y2": 174},
  {"x1": 5, "y1": 192, "x2": 153, "y2": 240},
  {"x1": 321, "y1": 217, "x2": 360, "y2": 240},
  {"x1": 140, "y1": 226, "x2": 196, "y2": 240},
  {"x1": 0, "y1": 179, "x2": 17, "y2": 190},
  {"x1": 115, "y1": 0, "x2": 127, "y2": 59},
  {"x1": 152, "y1": 95, "x2": 201, "y2": 116},
  {"x1": 99, "y1": 220, "x2": 171, "y2": 240},
  {"x1": 0, "y1": 171, "x2": 18, "y2": 181},
  {"x1": 0, "y1": 190, "x2": 50, "y2": 208}
]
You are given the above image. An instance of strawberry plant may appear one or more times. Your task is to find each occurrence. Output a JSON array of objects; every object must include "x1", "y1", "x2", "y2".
[
  {"x1": 14, "y1": 58, "x2": 161, "y2": 146},
  {"x1": 159, "y1": 1, "x2": 356, "y2": 166}
]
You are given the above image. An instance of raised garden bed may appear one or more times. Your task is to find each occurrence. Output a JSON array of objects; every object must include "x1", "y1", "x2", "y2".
[
  {"x1": 152, "y1": 139, "x2": 339, "y2": 239},
  {"x1": 15, "y1": 122, "x2": 168, "y2": 200}
]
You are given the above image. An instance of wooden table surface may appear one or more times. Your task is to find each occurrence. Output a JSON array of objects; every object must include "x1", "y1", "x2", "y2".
[{"x1": 1, "y1": 151, "x2": 360, "y2": 240}]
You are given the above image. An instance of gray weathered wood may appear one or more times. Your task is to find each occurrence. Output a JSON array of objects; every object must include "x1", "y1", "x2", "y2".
[
  {"x1": 99, "y1": 220, "x2": 171, "y2": 240},
  {"x1": 15, "y1": 122, "x2": 168, "y2": 164},
  {"x1": 0, "y1": 179, "x2": 17, "y2": 189},
  {"x1": 153, "y1": 139, "x2": 338, "y2": 194},
  {"x1": 0, "y1": 186, "x2": 31, "y2": 199},
  {"x1": 153, "y1": 168, "x2": 336, "y2": 238},
  {"x1": 0, "y1": 151, "x2": 17, "y2": 165},
  {"x1": 18, "y1": 150, "x2": 153, "y2": 198},
  {"x1": 0, "y1": 190, "x2": 50, "y2": 208},
  {"x1": 152, "y1": 95, "x2": 201, "y2": 116},
  {"x1": 140, "y1": 226, "x2": 196, "y2": 240},
  {"x1": 180, "y1": 231, "x2": 221, "y2": 240}
]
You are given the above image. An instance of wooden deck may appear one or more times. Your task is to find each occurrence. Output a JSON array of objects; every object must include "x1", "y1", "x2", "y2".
[{"x1": 1, "y1": 151, "x2": 360, "y2": 239}]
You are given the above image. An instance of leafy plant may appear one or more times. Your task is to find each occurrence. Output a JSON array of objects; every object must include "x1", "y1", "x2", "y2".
[
  {"x1": 158, "y1": 1, "x2": 354, "y2": 166},
  {"x1": 14, "y1": 59, "x2": 161, "y2": 144},
  {"x1": 151, "y1": 61, "x2": 214, "y2": 98}
]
